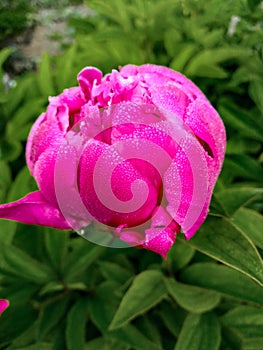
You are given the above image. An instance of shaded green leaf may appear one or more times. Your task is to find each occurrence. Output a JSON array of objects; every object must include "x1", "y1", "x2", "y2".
[
  {"x1": 37, "y1": 296, "x2": 71, "y2": 340},
  {"x1": 221, "y1": 306, "x2": 263, "y2": 339},
  {"x1": 0, "y1": 242, "x2": 55, "y2": 284},
  {"x1": 174, "y1": 312, "x2": 221, "y2": 350},
  {"x1": 66, "y1": 298, "x2": 88, "y2": 350}
]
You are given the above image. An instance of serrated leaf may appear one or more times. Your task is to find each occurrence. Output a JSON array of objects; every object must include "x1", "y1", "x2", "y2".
[
  {"x1": 109, "y1": 270, "x2": 166, "y2": 330},
  {"x1": 66, "y1": 298, "x2": 88, "y2": 350},
  {"x1": 183, "y1": 215, "x2": 263, "y2": 286},
  {"x1": 180, "y1": 263, "x2": 263, "y2": 307},
  {"x1": 174, "y1": 312, "x2": 221, "y2": 350},
  {"x1": 232, "y1": 207, "x2": 263, "y2": 250},
  {"x1": 165, "y1": 278, "x2": 221, "y2": 313}
]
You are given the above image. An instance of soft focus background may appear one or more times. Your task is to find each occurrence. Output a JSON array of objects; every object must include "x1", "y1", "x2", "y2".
[{"x1": 0, "y1": 0, "x2": 263, "y2": 349}]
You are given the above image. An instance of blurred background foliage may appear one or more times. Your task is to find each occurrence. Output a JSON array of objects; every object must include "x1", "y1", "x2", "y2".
[{"x1": 0, "y1": 0, "x2": 263, "y2": 349}]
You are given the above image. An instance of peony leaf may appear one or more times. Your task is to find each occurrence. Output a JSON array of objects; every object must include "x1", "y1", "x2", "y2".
[
  {"x1": 165, "y1": 278, "x2": 221, "y2": 313},
  {"x1": 183, "y1": 215, "x2": 263, "y2": 286},
  {"x1": 180, "y1": 263, "x2": 263, "y2": 306},
  {"x1": 174, "y1": 312, "x2": 221, "y2": 350},
  {"x1": 109, "y1": 270, "x2": 167, "y2": 330}
]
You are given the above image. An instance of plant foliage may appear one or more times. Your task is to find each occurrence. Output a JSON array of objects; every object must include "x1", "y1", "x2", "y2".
[{"x1": 0, "y1": 0, "x2": 263, "y2": 349}]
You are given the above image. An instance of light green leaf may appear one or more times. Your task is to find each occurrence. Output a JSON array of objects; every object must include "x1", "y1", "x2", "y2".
[
  {"x1": 180, "y1": 263, "x2": 263, "y2": 307},
  {"x1": 37, "y1": 53, "x2": 55, "y2": 97},
  {"x1": 165, "y1": 278, "x2": 221, "y2": 313},
  {"x1": 174, "y1": 312, "x2": 221, "y2": 350},
  {"x1": 66, "y1": 298, "x2": 88, "y2": 350},
  {"x1": 183, "y1": 215, "x2": 263, "y2": 286},
  {"x1": 232, "y1": 207, "x2": 263, "y2": 250},
  {"x1": 109, "y1": 270, "x2": 167, "y2": 330}
]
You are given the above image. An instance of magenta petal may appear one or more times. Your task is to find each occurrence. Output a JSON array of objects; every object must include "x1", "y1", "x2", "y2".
[
  {"x1": 0, "y1": 191, "x2": 70, "y2": 229},
  {"x1": 0, "y1": 299, "x2": 9, "y2": 314}
]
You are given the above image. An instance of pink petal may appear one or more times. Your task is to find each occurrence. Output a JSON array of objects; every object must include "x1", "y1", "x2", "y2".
[
  {"x1": 0, "y1": 191, "x2": 70, "y2": 229},
  {"x1": 0, "y1": 300, "x2": 9, "y2": 314}
]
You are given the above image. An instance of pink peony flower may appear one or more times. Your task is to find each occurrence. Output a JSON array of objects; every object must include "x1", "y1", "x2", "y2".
[
  {"x1": 0, "y1": 64, "x2": 226, "y2": 257},
  {"x1": 0, "y1": 299, "x2": 9, "y2": 315}
]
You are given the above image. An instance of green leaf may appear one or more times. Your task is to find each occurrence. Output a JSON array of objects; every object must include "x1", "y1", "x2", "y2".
[
  {"x1": 169, "y1": 44, "x2": 197, "y2": 72},
  {"x1": 55, "y1": 45, "x2": 78, "y2": 92},
  {"x1": 0, "y1": 160, "x2": 11, "y2": 203},
  {"x1": 166, "y1": 239, "x2": 195, "y2": 272},
  {"x1": 165, "y1": 278, "x2": 221, "y2": 313},
  {"x1": 157, "y1": 302, "x2": 186, "y2": 338},
  {"x1": 221, "y1": 306, "x2": 263, "y2": 339},
  {"x1": 88, "y1": 280, "x2": 122, "y2": 332},
  {"x1": 182, "y1": 215, "x2": 263, "y2": 286},
  {"x1": 174, "y1": 312, "x2": 221, "y2": 350},
  {"x1": 180, "y1": 263, "x2": 263, "y2": 307},
  {"x1": 44, "y1": 228, "x2": 69, "y2": 272},
  {"x1": 5, "y1": 321, "x2": 37, "y2": 349},
  {"x1": 0, "y1": 304, "x2": 37, "y2": 347},
  {"x1": 185, "y1": 48, "x2": 248, "y2": 78},
  {"x1": 14, "y1": 343, "x2": 53, "y2": 350},
  {"x1": 98, "y1": 260, "x2": 134, "y2": 284},
  {"x1": 223, "y1": 155, "x2": 263, "y2": 182},
  {"x1": 37, "y1": 296, "x2": 71, "y2": 340},
  {"x1": 0, "y1": 242, "x2": 55, "y2": 284},
  {"x1": 7, "y1": 166, "x2": 37, "y2": 202},
  {"x1": 109, "y1": 324, "x2": 163, "y2": 350},
  {"x1": 218, "y1": 99, "x2": 263, "y2": 142},
  {"x1": 214, "y1": 187, "x2": 263, "y2": 216},
  {"x1": 232, "y1": 207, "x2": 263, "y2": 250},
  {"x1": 37, "y1": 53, "x2": 55, "y2": 97},
  {"x1": 109, "y1": 270, "x2": 167, "y2": 330},
  {"x1": 64, "y1": 242, "x2": 105, "y2": 282},
  {"x1": 66, "y1": 298, "x2": 88, "y2": 350}
]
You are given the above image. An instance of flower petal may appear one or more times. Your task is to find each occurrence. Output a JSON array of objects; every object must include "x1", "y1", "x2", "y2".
[{"x1": 0, "y1": 191, "x2": 70, "y2": 229}]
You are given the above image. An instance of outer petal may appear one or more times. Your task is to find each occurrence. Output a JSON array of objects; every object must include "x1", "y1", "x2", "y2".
[{"x1": 0, "y1": 191, "x2": 70, "y2": 229}]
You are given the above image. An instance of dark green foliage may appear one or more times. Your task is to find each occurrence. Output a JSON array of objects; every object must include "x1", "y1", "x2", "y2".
[{"x1": 0, "y1": 0, "x2": 263, "y2": 349}]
